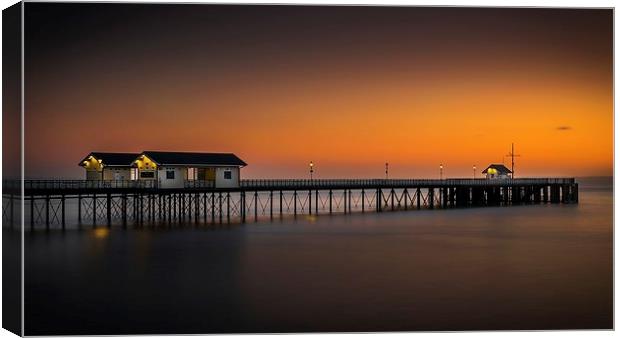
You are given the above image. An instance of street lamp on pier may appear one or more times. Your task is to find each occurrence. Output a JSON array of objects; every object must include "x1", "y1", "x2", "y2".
[
  {"x1": 473, "y1": 165, "x2": 476, "y2": 179},
  {"x1": 440, "y1": 164, "x2": 443, "y2": 180},
  {"x1": 309, "y1": 161, "x2": 314, "y2": 181},
  {"x1": 385, "y1": 162, "x2": 389, "y2": 179}
]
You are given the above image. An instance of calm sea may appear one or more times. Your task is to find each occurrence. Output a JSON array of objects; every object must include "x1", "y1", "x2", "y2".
[{"x1": 23, "y1": 177, "x2": 612, "y2": 334}]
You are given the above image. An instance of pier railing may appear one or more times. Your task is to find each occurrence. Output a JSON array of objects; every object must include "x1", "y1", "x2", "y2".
[
  {"x1": 184, "y1": 180, "x2": 215, "y2": 189},
  {"x1": 239, "y1": 178, "x2": 576, "y2": 189},
  {"x1": 4, "y1": 179, "x2": 217, "y2": 192},
  {"x1": 16, "y1": 179, "x2": 158, "y2": 191}
]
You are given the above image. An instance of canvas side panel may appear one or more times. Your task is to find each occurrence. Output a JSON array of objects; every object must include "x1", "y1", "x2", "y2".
[{"x1": 2, "y1": 1, "x2": 23, "y2": 336}]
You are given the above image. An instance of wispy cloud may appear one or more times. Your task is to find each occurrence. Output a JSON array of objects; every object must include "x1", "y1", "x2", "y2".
[{"x1": 556, "y1": 126, "x2": 572, "y2": 131}]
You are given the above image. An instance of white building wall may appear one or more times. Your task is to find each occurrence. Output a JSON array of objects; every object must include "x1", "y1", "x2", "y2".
[
  {"x1": 86, "y1": 170, "x2": 101, "y2": 180},
  {"x1": 215, "y1": 167, "x2": 240, "y2": 188},
  {"x1": 157, "y1": 166, "x2": 187, "y2": 189},
  {"x1": 102, "y1": 168, "x2": 132, "y2": 180}
]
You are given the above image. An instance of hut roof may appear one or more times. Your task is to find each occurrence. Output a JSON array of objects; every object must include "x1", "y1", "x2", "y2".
[
  {"x1": 141, "y1": 151, "x2": 247, "y2": 167},
  {"x1": 78, "y1": 152, "x2": 140, "y2": 167},
  {"x1": 482, "y1": 164, "x2": 512, "y2": 174}
]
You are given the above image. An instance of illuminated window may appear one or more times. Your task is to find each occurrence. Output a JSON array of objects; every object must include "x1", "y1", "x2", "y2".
[
  {"x1": 187, "y1": 168, "x2": 196, "y2": 180},
  {"x1": 224, "y1": 170, "x2": 232, "y2": 180},
  {"x1": 140, "y1": 171, "x2": 155, "y2": 178}
]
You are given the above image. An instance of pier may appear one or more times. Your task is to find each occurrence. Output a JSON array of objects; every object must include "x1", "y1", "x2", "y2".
[{"x1": 3, "y1": 178, "x2": 578, "y2": 230}]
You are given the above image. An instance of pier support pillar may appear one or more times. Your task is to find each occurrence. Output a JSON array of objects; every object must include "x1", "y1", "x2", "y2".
[
  {"x1": 122, "y1": 194, "x2": 127, "y2": 227},
  {"x1": 93, "y1": 194, "x2": 97, "y2": 226},
  {"x1": 329, "y1": 190, "x2": 333, "y2": 214},
  {"x1": 361, "y1": 189, "x2": 365, "y2": 212},
  {"x1": 429, "y1": 188, "x2": 434, "y2": 209},
  {"x1": 106, "y1": 193, "x2": 111, "y2": 227},
  {"x1": 61, "y1": 195, "x2": 66, "y2": 230},
  {"x1": 293, "y1": 190, "x2": 297, "y2": 216},
  {"x1": 241, "y1": 191, "x2": 246, "y2": 223},
  {"x1": 78, "y1": 194, "x2": 82, "y2": 224},
  {"x1": 315, "y1": 190, "x2": 319, "y2": 214},
  {"x1": 416, "y1": 188, "x2": 421, "y2": 209}
]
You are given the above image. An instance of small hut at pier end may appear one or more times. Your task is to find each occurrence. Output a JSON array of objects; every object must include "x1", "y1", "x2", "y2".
[
  {"x1": 482, "y1": 164, "x2": 512, "y2": 179},
  {"x1": 133, "y1": 151, "x2": 247, "y2": 188},
  {"x1": 79, "y1": 152, "x2": 140, "y2": 180}
]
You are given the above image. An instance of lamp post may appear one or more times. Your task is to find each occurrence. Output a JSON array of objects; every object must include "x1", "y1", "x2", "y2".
[
  {"x1": 440, "y1": 164, "x2": 443, "y2": 180},
  {"x1": 385, "y1": 162, "x2": 389, "y2": 179},
  {"x1": 309, "y1": 161, "x2": 314, "y2": 181},
  {"x1": 473, "y1": 165, "x2": 476, "y2": 179}
]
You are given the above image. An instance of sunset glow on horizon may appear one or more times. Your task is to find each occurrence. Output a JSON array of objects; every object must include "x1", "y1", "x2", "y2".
[{"x1": 24, "y1": 4, "x2": 612, "y2": 179}]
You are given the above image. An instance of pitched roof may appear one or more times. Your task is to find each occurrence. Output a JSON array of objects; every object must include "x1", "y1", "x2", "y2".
[
  {"x1": 482, "y1": 164, "x2": 512, "y2": 174},
  {"x1": 141, "y1": 151, "x2": 247, "y2": 167},
  {"x1": 79, "y1": 152, "x2": 140, "y2": 167}
]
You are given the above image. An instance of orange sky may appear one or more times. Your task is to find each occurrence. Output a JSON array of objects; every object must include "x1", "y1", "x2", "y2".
[{"x1": 24, "y1": 5, "x2": 612, "y2": 179}]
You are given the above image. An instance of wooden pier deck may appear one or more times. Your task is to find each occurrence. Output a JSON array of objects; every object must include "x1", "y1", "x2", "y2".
[{"x1": 3, "y1": 178, "x2": 578, "y2": 230}]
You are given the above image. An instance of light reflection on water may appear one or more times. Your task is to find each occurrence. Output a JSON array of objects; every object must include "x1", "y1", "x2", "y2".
[{"x1": 23, "y1": 180, "x2": 612, "y2": 335}]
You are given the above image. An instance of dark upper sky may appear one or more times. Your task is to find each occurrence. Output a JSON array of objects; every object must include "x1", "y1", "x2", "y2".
[{"x1": 24, "y1": 4, "x2": 612, "y2": 178}]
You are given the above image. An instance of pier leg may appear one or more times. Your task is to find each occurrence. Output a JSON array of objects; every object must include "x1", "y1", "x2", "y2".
[
  {"x1": 279, "y1": 191, "x2": 283, "y2": 216},
  {"x1": 315, "y1": 190, "x2": 318, "y2": 214},
  {"x1": 78, "y1": 194, "x2": 82, "y2": 225},
  {"x1": 106, "y1": 193, "x2": 111, "y2": 227},
  {"x1": 122, "y1": 194, "x2": 127, "y2": 227},
  {"x1": 391, "y1": 189, "x2": 395, "y2": 211},
  {"x1": 573, "y1": 183, "x2": 579, "y2": 203},
  {"x1": 219, "y1": 192, "x2": 223, "y2": 223},
  {"x1": 9, "y1": 195, "x2": 13, "y2": 228},
  {"x1": 159, "y1": 195, "x2": 162, "y2": 220},
  {"x1": 270, "y1": 191, "x2": 273, "y2": 219},
  {"x1": 241, "y1": 191, "x2": 246, "y2": 223},
  {"x1": 151, "y1": 194, "x2": 155, "y2": 222},
  {"x1": 348, "y1": 189, "x2": 352, "y2": 213},
  {"x1": 308, "y1": 190, "x2": 312, "y2": 215},
  {"x1": 343, "y1": 190, "x2": 347, "y2": 214},
  {"x1": 429, "y1": 189, "x2": 434, "y2": 209},
  {"x1": 254, "y1": 191, "x2": 258, "y2": 221},
  {"x1": 180, "y1": 194, "x2": 185, "y2": 223},
  {"x1": 133, "y1": 194, "x2": 138, "y2": 221},
  {"x1": 416, "y1": 188, "x2": 421, "y2": 209},
  {"x1": 168, "y1": 194, "x2": 172, "y2": 224},
  {"x1": 195, "y1": 193, "x2": 199, "y2": 224},
  {"x1": 203, "y1": 193, "x2": 207, "y2": 223},
  {"x1": 294, "y1": 190, "x2": 297, "y2": 216},
  {"x1": 534, "y1": 186, "x2": 542, "y2": 204},
  {"x1": 562, "y1": 185, "x2": 569, "y2": 203},
  {"x1": 61, "y1": 194, "x2": 65, "y2": 230},
  {"x1": 211, "y1": 193, "x2": 215, "y2": 223},
  {"x1": 403, "y1": 189, "x2": 408, "y2": 210},
  {"x1": 140, "y1": 194, "x2": 144, "y2": 225},
  {"x1": 329, "y1": 190, "x2": 333, "y2": 214},
  {"x1": 93, "y1": 194, "x2": 97, "y2": 226},
  {"x1": 30, "y1": 198, "x2": 34, "y2": 230},
  {"x1": 227, "y1": 192, "x2": 231, "y2": 223},
  {"x1": 361, "y1": 189, "x2": 365, "y2": 212},
  {"x1": 45, "y1": 195, "x2": 50, "y2": 230}
]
